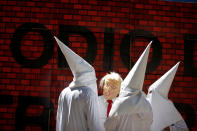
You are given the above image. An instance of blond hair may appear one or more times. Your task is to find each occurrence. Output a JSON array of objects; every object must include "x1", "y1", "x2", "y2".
[{"x1": 100, "y1": 72, "x2": 123, "y2": 90}]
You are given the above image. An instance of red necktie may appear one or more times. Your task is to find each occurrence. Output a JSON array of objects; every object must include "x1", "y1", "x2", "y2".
[{"x1": 107, "y1": 100, "x2": 113, "y2": 117}]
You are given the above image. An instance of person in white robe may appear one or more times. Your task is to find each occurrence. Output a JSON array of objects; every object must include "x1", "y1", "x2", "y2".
[
  {"x1": 54, "y1": 37, "x2": 105, "y2": 131},
  {"x1": 105, "y1": 42, "x2": 153, "y2": 131},
  {"x1": 98, "y1": 72, "x2": 123, "y2": 124},
  {"x1": 146, "y1": 62, "x2": 189, "y2": 131}
]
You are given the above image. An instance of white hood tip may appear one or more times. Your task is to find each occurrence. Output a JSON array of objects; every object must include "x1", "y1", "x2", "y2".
[
  {"x1": 108, "y1": 41, "x2": 153, "y2": 117},
  {"x1": 147, "y1": 62, "x2": 183, "y2": 131},
  {"x1": 121, "y1": 41, "x2": 152, "y2": 92},
  {"x1": 149, "y1": 61, "x2": 180, "y2": 98},
  {"x1": 54, "y1": 36, "x2": 97, "y2": 93}
]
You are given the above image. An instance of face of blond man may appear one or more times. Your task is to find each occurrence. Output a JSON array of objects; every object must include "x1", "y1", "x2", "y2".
[{"x1": 103, "y1": 79, "x2": 121, "y2": 100}]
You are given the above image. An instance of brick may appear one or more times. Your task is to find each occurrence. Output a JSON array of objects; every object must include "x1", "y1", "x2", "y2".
[
  {"x1": 25, "y1": 74, "x2": 36, "y2": 79},
  {"x1": 7, "y1": 85, "x2": 15, "y2": 90},
  {"x1": 21, "y1": 80, "x2": 30, "y2": 85},
  {"x1": 74, "y1": 4, "x2": 82, "y2": 9},
  {"x1": 31, "y1": 69, "x2": 40, "y2": 73},
  {"x1": 139, "y1": 20, "x2": 148, "y2": 25},
  {"x1": 32, "y1": 7, "x2": 40, "y2": 12},
  {"x1": 64, "y1": 15, "x2": 72, "y2": 19},
  {"x1": 107, "y1": 12, "x2": 116, "y2": 17},
  {"x1": 7, "y1": 73, "x2": 16, "y2": 79},
  {"x1": 107, "y1": 23, "x2": 115, "y2": 28},
  {"x1": 0, "y1": 107, "x2": 7, "y2": 113},
  {"x1": 163, "y1": 16, "x2": 171, "y2": 22},
  {"x1": 148, "y1": 10, "x2": 156, "y2": 15},
  {"x1": 162, "y1": 6, "x2": 171, "y2": 11},
  {"x1": 40, "y1": 81, "x2": 50, "y2": 86},
  {"x1": 174, "y1": 87, "x2": 183, "y2": 92},
  {"x1": 153, "y1": 16, "x2": 162, "y2": 21},
  {"x1": 10, "y1": 91, "x2": 19, "y2": 96},
  {"x1": 0, "y1": 120, "x2": 7, "y2": 124},
  {"x1": 61, "y1": 0, "x2": 69, "y2": 2},
  {"x1": 2, "y1": 125, "x2": 13, "y2": 130},
  {"x1": 183, "y1": 77, "x2": 193, "y2": 82},
  {"x1": 158, "y1": 11, "x2": 165, "y2": 16},
  {"x1": 2, "y1": 17, "x2": 11, "y2": 22},
  {"x1": 27, "y1": 2, "x2": 35, "y2": 7},
  {"x1": 7, "y1": 120, "x2": 15, "y2": 125},
  {"x1": 107, "y1": 1, "x2": 116, "y2": 6},
  {"x1": 121, "y1": 8, "x2": 129, "y2": 13},
  {"x1": 175, "y1": 50, "x2": 184, "y2": 55},
  {"x1": 92, "y1": 16, "x2": 101, "y2": 22},
  {"x1": 176, "y1": 12, "x2": 184, "y2": 17},
  {"x1": 180, "y1": 7, "x2": 189, "y2": 13},
  {"x1": 3, "y1": 67, "x2": 11, "y2": 72},
  {"x1": 163, "y1": 54, "x2": 171, "y2": 59},
  {"x1": 46, "y1": 3, "x2": 55, "y2": 8},
  {"x1": 176, "y1": 39, "x2": 184, "y2": 44},
  {"x1": 119, "y1": 29, "x2": 128, "y2": 34},
  {"x1": 83, "y1": 5, "x2": 91, "y2": 10},
  {"x1": 88, "y1": 11, "x2": 97, "y2": 16},
  {"x1": 135, "y1": 4, "x2": 144, "y2": 9},
  {"x1": 166, "y1": 22, "x2": 174, "y2": 27},
  {"x1": 15, "y1": 85, "x2": 25, "y2": 91},
  {"x1": 87, "y1": 22, "x2": 96, "y2": 26},
  {"x1": 1, "y1": 79, "x2": 10, "y2": 84},
  {"x1": 88, "y1": 1, "x2": 97, "y2": 5},
  {"x1": 112, "y1": 18, "x2": 120, "y2": 23},
  {"x1": 174, "y1": 76, "x2": 183, "y2": 81},
  {"x1": 153, "y1": 27, "x2": 162, "y2": 32},
  {"x1": 184, "y1": 23, "x2": 192, "y2": 28},
  {"x1": 16, "y1": 12, "x2": 25, "y2": 17},
  {"x1": 118, "y1": 68, "x2": 128, "y2": 73},
  {"x1": 0, "y1": 0, "x2": 7, "y2": 5},
  {"x1": 30, "y1": 92, "x2": 39, "y2": 96},
  {"x1": 13, "y1": 6, "x2": 21, "y2": 11},
  {"x1": 144, "y1": 5, "x2": 153, "y2": 9},
  {"x1": 163, "y1": 28, "x2": 171, "y2": 32},
  {"x1": 102, "y1": 6, "x2": 111, "y2": 11},
  {"x1": 57, "y1": 76, "x2": 66, "y2": 81}
]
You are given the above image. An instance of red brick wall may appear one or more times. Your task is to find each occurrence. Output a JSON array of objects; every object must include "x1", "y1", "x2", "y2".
[{"x1": 0, "y1": 0, "x2": 197, "y2": 130}]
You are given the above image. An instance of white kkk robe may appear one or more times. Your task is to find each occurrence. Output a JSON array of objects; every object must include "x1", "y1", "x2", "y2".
[
  {"x1": 56, "y1": 86, "x2": 104, "y2": 131},
  {"x1": 105, "y1": 111, "x2": 153, "y2": 131},
  {"x1": 54, "y1": 37, "x2": 105, "y2": 131},
  {"x1": 105, "y1": 92, "x2": 153, "y2": 131},
  {"x1": 147, "y1": 62, "x2": 188, "y2": 131},
  {"x1": 105, "y1": 42, "x2": 153, "y2": 131}
]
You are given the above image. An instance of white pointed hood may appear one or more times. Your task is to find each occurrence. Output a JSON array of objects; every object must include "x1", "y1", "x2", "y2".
[
  {"x1": 121, "y1": 41, "x2": 151, "y2": 92},
  {"x1": 147, "y1": 62, "x2": 183, "y2": 131},
  {"x1": 54, "y1": 36, "x2": 97, "y2": 94},
  {"x1": 109, "y1": 42, "x2": 152, "y2": 117}
]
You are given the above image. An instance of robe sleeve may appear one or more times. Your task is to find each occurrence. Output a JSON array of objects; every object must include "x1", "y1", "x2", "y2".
[
  {"x1": 98, "y1": 96, "x2": 107, "y2": 125},
  {"x1": 86, "y1": 92, "x2": 105, "y2": 131}
]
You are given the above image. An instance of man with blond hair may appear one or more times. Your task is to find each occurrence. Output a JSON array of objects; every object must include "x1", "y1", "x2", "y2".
[{"x1": 98, "y1": 72, "x2": 123, "y2": 124}]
